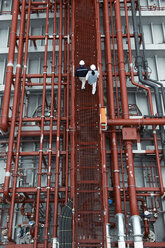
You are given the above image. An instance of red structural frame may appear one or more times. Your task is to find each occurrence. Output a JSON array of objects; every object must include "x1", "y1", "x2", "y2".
[{"x1": 0, "y1": 0, "x2": 165, "y2": 247}]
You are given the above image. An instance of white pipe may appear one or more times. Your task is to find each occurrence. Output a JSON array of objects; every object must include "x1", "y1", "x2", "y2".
[
  {"x1": 106, "y1": 223, "x2": 111, "y2": 248},
  {"x1": 52, "y1": 237, "x2": 59, "y2": 248},
  {"x1": 116, "y1": 213, "x2": 126, "y2": 248},
  {"x1": 131, "y1": 215, "x2": 143, "y2": 248}
]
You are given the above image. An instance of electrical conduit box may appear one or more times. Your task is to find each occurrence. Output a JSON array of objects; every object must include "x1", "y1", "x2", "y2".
[
  {"x1": 122, "y1": 127, "x2": 137, "y2": 141},
  {"x1": 100, "y1": 107, "x2": 107, "y2": 131}
]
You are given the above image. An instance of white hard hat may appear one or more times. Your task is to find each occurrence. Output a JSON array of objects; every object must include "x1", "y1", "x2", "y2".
[
  {"x1": 90, "y1": 64, "x2": 96, "y2": 70},
  {"x1": 79, "y1": 60, "x2": 85, "y2": 66}
]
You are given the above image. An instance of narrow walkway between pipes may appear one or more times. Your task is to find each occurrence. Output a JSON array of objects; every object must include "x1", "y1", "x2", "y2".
[{"x1": 74, "y1": 0, "x2": 104, "y2": 247}]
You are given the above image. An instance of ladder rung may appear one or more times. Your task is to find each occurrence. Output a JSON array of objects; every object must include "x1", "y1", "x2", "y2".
[
  {"x1": 77, "y1": 180, "x2": 100, "y2": 184},
  {"x1": 77, "y1": 190, "x2": 101, "y2": 193},
  {"x1": 77, "y1": 210, "x2": 102, "y2": 214}
]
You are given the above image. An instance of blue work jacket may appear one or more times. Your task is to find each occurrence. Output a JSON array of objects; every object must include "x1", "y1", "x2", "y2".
[{"x1": 75, "y1": 66, "x2": 88, "y2": 77}]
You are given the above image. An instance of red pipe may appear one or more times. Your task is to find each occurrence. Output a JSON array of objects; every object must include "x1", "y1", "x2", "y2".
[
  {"x1": 17, "y1": 73, "x2": 67, "y2": 78},
  {"x1": 141, "y1": 202, "x2": 150, "y2": 238},
  {"x1": 70, "y1": 0, "x2": 76, "y2": 245},
  {"x1": 62, "y1": 2, "x2": 68, "y2": 187},
  {"x1": 10, "y1": 116, "x2": 67, "y2": 122},
  {"x1": 53, "y1": 0, "x2": 63, "y2": 238},
  {"x1": 44, "y1": 2, "x2": 57, "y2": 246},
  {"x1": 33, "y1": 2, "x2": 50, "y2": 246},
  {"x1": 107, "y1": 118, "x2": 165, "y2": 126},
  {"x1": 0, "y1": 186, "x2": 164, "y2": 194},
  {"x1": 20, "y1": 130, "x2": 63, "y2": 136},
  {"x1": 65, "y1": 1, "x2": 70, "y2": 203},
  {"x1": 103, "y1": 0, "x2": 122, "y2": 215},
  {"x1": 7, "y1": 0, "x2": 31, "y2": 241},
  {"x1": 114, "y1": 0, "x2": 139, "y2": 217},
  {"x1": 109, "y1": 0, "x2": 120, "y2": 118},
  {"x1": 3, "y1": 0, "x2": 26, "y2": 201},
  {"x1": 95, "y1": 1, "x2": 110, "y2": 246},
  {"x1": 0, "y1": 0, "x2": 20, "y2": 132},
  {"x1": 123, "y1": 0, "x2": 164, "y2": 195}
]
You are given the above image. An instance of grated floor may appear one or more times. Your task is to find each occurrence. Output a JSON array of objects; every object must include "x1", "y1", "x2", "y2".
[{"x1": 74, "y1": 0, "x2": 104, "y2": 247}]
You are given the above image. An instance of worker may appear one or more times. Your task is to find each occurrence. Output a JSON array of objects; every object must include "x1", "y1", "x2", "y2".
[
  {"x1": 75, "y1": 60, "x2": 88, "y2": 90},
  {"x1": 85, "y1": 64, "x2": 99, "y2": 95}
]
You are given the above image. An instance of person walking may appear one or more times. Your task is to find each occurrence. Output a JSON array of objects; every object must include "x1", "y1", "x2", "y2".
[
  {"x1": 85, "y1": 64, "x2": 99, "y2": 95},
  {"x1": 75, "y1": 60, "x2": 88, "y2": 90}
]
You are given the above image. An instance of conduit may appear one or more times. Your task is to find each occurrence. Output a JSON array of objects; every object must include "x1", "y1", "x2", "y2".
[
  {"x1": 137, "y1": 0, "x2": 165, "y2": 111},
  {"x1": 0, "y1": 0, "x2": 20, "y2": 133},
  {"x1": 113, "y1": 0, "x2": 143, "y2": 246},
  {"x1": 3, "y1": 0, "x2": 26, "y2": 202},
  {"x1": 65, "y1": 1, "x2": 70, "y2": 204},
  {"x1": 53, "y1": 0, "x2": 63, "y2": 239},
  {"x1": 44, "y1": 2, "x2": 57, "y2": 247},
  {"x1": 1, "y1": 0, "x2": 165, "y2": 247},
  {"x1": 123, "y1": 0, "x2": 164, "y2": 197},
  {"x1": 7, "y1": 0, "x2": 31, "y2": 241},
  {"x1": 33, "y1": 1, "x2": 50, "y2": 247},
  {"x1": 103, "y1": 0, "x2": 125, "y2": 247},
  {"x1": 130, "y1": 0, "x2": 165, "y2": 164},
  {"x1": 70, "y1": 0, "x2": 76, "y2": 245}
]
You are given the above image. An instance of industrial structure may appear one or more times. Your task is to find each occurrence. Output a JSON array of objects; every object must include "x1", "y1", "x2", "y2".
[{"x1": 0, "y1": 0, "x2": 165, "y2": 247}]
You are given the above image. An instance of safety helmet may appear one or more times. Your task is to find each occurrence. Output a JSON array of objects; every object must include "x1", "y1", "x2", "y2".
[
  {"x1": 79, "y1": 60, "x2": 85, "y2": 66},
  {"x1": 90, "y1": 64, "x2": 96, "y2": 70}
]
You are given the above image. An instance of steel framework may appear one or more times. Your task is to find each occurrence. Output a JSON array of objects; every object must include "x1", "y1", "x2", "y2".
[{"x1": 0, "y1": 0, "x2": 165, "y2": 247}]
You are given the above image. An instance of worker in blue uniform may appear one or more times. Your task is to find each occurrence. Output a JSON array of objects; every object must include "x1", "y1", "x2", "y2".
[
  {"x1": 85, "y1": 64, "x2": 99, "y2": 95},
  {"x1": 75, "y1": 60, "x2": 88, "y2": 90}
]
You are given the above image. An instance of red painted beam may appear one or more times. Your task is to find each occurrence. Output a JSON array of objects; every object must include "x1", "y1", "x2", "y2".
[{"x1": 107, "y1": 118, "x2": 165, "y2": 126}]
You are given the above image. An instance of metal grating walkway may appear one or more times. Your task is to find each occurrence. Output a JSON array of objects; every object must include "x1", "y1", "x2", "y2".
[{"x1": 74, "y1": 0, "x2": 104, "y2": 247}]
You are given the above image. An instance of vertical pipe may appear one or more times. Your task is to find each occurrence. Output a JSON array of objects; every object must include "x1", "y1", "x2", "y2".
[
  {"x1": 3, "y1": 0, "x2": 26, "y2": 200},
  {"x1": 130, "y1": 0, "x2": 164, "y2": 195},
  {"x1": 1, "y1": 0, "x2": 20, "y2": 133},
  {"x1": 95, "y1": 1, "x2": 110, "y2": 247},
  {"x1": 130, "y1": 0, "x2": 165, "y2": 162},
  {"x1": 113, "y1": 1, "x2": 143, "y2": 246},
  {"x1": 44, "y1": 2, "x2": 57, "y2": 247},
  {"x1": 109, "y1": 0, "x2": 120, "y2": 117},
  {"x1": 138, "y1": 0, "x2": 165, "y2": 111},
  {"x1": 53, "y1": 0, "x2": 63, "y2": 238},
  {"x1": 33, "y1": 2, "x2": 49, "y2": 246},
  {"x1": 114, "y1": 0, "x2": 139, "y2": 215},
  {"x1": 103, "y1": 1, "x2": 125, "y2": 247},
  {"x1": 114, "y1": 0, "x2": 129, "y2": 118},
  {"x1": 7, "y1": 0, "x2": 31, "y2": 241},
  {"x1": 62, "y1": 2, "x2": 67, "y2": 187},
  {"x1": 124, "y1": 0, "x2": 164, "y2": 197},
  {"x1": 103, "y1": 0, "x2": 122, "y2": 214},
  {"x1": 70, "y1": 0, "x2": 76, "y2": 246},
  {"x1": 65, "y1": 1, "x2": 70, "y2": 204}
]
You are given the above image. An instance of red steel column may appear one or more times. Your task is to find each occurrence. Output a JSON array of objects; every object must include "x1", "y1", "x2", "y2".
[
  {"x1": 1, "y1": 0, "x2": 20, "y2": 133},
  {"x1": 3, "y1": 0, "x2": 26, "y2": 200}
]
